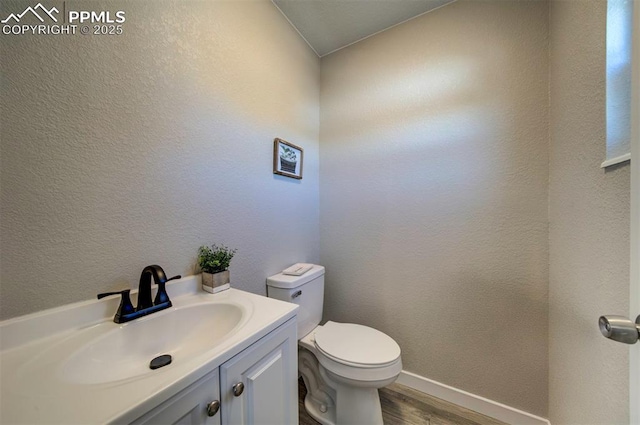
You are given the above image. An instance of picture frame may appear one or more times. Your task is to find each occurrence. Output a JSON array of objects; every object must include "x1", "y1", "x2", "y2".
[{"x1": 273, "y1": 138, "x2": 303, "y2": 179}]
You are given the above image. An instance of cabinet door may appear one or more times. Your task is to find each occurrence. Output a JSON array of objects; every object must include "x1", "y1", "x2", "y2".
[
  {"x1": 131, "y1": 369, "x2": 221, "y2": 425},
  {"x1": 220, "y1": 318, "x2": 298, "y2": 425}
]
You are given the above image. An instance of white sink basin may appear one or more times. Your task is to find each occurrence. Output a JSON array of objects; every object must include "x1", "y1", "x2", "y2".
[
  {"x1": 7, "y1": 295, "x2": 252, "y2": 397},
  {"x1": 59, "y1": 302, "x2": 245, "y2": 384}
]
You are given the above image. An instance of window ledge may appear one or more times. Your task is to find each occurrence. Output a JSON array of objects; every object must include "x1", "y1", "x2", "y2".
[{"x1": 601, "y1": 152, "x2": 631, "y2": 168}]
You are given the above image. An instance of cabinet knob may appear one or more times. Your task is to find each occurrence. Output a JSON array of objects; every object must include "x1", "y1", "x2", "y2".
[
  {"x1": 232, "y1": 382, "x2": 244, "y2": 397},
  {"x1": 206, "y1": 400, "x2": 220, "y2": 417}
]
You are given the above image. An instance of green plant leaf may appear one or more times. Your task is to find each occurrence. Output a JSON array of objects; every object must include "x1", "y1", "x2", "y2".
[{"x1": 197, "y1": 244, "x2": 237, "y2": 274}]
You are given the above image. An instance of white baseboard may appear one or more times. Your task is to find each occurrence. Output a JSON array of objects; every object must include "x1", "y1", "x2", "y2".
[{"x1": 396, "y1": 370, "x2": 550, "y2": 425}]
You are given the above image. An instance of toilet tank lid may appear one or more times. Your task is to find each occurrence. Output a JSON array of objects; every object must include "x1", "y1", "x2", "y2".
[{"x1": 267, "y1": 265, "x2": 325, "y2": 289}]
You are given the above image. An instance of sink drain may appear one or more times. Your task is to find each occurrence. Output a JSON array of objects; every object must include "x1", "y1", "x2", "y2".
[{"x1": 149, "y1": 354, "x2": 172, "y2": 370}]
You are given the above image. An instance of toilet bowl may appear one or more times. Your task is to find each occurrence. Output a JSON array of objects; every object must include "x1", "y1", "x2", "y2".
[
  {"x1": 267, "y1": 265, "x2": 402, "y2": 425},
  {"x1": 299, "y1": 321, "x2": 402, "y2": 425}
]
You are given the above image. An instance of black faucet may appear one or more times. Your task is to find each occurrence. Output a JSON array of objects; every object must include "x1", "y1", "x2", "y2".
[
  {"x1": 97, "y1": 265, "x2": 181, "y2": 324},
  {"x1": 137, "y1": 265, "x2": 174, "y2": 310}
]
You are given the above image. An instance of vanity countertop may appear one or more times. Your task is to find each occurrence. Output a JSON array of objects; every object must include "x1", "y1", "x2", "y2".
[{"x1": 0, "y1": 276, "x2": 298, "y2": 424}]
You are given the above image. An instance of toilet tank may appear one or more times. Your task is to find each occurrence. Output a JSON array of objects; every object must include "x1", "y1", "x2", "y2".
[{"x1": 266, "y1": 265, "x2": 325, "y2": 339}]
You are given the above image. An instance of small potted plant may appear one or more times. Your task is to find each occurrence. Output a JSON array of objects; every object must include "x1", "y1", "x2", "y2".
[{"x1": 198, "y1": 244, "x2": 237, "y2": 293}]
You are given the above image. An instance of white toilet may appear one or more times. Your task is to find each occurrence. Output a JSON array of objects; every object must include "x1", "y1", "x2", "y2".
[{"x1": 267, "y1": 265, "x2": 402, "y2": 425}]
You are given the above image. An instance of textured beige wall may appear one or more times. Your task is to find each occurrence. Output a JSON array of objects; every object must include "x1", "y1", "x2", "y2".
[
  {"x1": 549, "y1": 1, "x2": 630, "y2": 423},
  {"x1": 319, "y1": 0, "x2": 549, "y2": 417},
  {"x1": 0, "y1": 0, "x2": 320, "y2": 319}
]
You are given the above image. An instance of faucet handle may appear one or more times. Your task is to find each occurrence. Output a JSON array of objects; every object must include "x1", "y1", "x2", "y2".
[
  {"x1": 154, "y1": 275, "x2": 181, "y2": 306},
  {"x1": 97, "y1": 289, "x2": 135, "y2": 323},
  {"x1": 97, "y1": 289, "x2": 130, "y2": 299}
]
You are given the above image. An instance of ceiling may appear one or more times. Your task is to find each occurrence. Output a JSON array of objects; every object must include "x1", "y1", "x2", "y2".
[{"x1": 272, "y1": 0, "x2": 456, "y2": 57}]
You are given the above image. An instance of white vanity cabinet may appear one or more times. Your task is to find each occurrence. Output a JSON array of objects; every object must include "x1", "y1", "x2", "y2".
[
  {"x1": 131, "y1": 369, "x2": 222, "y2": 425},
  {"x1": 131, "y1": 317, "x2": 298, "y2": 425},
  {"x1": 220, "y1": 317, "x2": 298, "y2": 425}
]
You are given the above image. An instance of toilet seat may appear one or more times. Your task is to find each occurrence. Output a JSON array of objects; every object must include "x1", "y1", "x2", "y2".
[
  {"x1": 314, "y1": 321, "x2": 401, "y2": 368},
  {"x1": 301, "y1": 322, "x2": 403, "y2": 383}
]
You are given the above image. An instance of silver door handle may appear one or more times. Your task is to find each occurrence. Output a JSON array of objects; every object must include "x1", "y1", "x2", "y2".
[
  {"x1": 232, "y1": 382, "x2": 244, "y2": 396},
  {"x1": 599, "y1": 315, "x2": 640, "y2": 344},
  {"x1": 206, "y1": 400, "x2": 220, "y2": 417}
]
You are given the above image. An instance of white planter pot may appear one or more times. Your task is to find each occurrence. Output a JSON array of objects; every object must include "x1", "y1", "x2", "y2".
[{"x1": 202, "y1": 270, "x2": 230, "y2": 293}]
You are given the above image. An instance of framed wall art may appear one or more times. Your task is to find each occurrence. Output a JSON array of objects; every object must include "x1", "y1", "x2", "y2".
[{"x1": 273, "y1": 138, "x2": 303, "y2": 179}]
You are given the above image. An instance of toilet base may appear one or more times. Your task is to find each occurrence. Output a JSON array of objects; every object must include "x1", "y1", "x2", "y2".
[
  {"x1": 320, "y1": 366, "x2": 384, "y2": 425},
  {"x1": 299, "y1": 347, "x2": 336, "y2": 425},
  {"x1": 303, "y1": 393, "x2": 337, "y2": 425},
  {"x1": 302, "y1": 384, "x2": 384, "y2": 425},
  {"x1": 299, "y1": 346, "x2": 387, "y2": 425}
]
